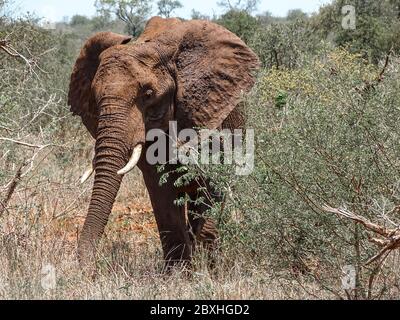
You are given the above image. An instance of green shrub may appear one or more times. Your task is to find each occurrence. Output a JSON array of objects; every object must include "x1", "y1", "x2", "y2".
[
  {"x1": 193, "y1": 48, "x2": 400, "y2": 299},
  {"x1": 249, "y1": 19, "x2": 323, "y2": 69},
  {"x1": 311, "y1": 0, "x2": 400, "y2": 63},
  {"x1": 217, "y1": 9, "x2": 260, "y2": 45}
]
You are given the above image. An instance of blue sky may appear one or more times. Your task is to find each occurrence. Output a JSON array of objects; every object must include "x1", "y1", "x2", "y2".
[{"x1": 14, "y1": 0, "x2": 332, "y2": 22}]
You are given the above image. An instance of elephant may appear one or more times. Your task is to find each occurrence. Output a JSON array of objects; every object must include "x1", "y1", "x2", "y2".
[{"x1": 68, "y1": 16, "x2": 260, "y2": 270}]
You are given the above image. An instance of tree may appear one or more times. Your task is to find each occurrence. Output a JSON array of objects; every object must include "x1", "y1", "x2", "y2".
[
  {"x1": 250, "y1": 19, "x2": 317, "y2": 69},
  {"x1": 91, "y1": 14, "x2": 113, "y2": 30},
  {"x1": 1, "y1": 0, "x2": 7, "y2": 20},
  {"x1": 217, "y1": 9, "x2": 260, "y2": 44},
  {"x1": 70, "y1": 15, "x2": 91, "y2": 26},
  {"x1": 257, "y1": 11, "x2": 273, "y2": 25},
  {"x1": 286, "y1": 9, "x2": 308, "y2": 21},
  {"x1": 157, "y1": 0, "x2": 183, "y2": 18},
  {"x1": 389, "y1": 0, "x2": 400, "y2": 18},
  {"x1": 217, "y1": 0, "x2": 260, "y2": 13},
  {"x1": 191, "y1": 9, "x2": 210, "y2": 20},
  {"x1": 95, "y1": 0, "x2": 152, "y2": 37},
  {"x1": 310, "y1": 0, "x2": 400, "y2": 63}
]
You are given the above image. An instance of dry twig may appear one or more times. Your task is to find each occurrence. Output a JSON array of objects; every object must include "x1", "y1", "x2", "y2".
[
  {"x1": 321, "y1": 205, "x2": 400, "y2": 265},
  {"x1": 0, "y1": 37, "x2": 50, "y2": 78},
  {"x1": 355, "y1": 49, "x2": 393, "y2": 95},
  {"x1": 0, "y1": 138, "x2": 62, "y2": 191},
  {"x1": 0, "y1": 161, "x2": 24, "y2": 216}
]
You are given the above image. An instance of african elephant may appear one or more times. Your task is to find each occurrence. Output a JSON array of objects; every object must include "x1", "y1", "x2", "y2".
[{"x1": 68, "y1": 16, "x2": 259, "y2": 270}]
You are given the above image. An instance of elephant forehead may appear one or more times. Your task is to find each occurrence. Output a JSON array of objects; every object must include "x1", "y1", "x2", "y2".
[
  {"x1": 93, "y1": 69, "x2": 138, "y2": 99},
  {"x1": 138, "y1": 16, "x2": 182, "y2": 43}
]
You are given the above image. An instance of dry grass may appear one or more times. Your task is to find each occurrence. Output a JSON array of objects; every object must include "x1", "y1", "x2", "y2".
[
  {"x1": 0, "y1": 142, "x2": 332, "y2": 300},
  {"x1": 1, "y1": 128, "x2": 399, "y2": 300}
]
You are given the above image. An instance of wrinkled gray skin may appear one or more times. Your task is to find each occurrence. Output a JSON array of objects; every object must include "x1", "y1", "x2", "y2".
[{"x1": 68, "y1": 16, "x2": 260, "y2": 270}]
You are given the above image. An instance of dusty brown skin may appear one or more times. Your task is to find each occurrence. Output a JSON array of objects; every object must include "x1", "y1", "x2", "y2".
[{"x1": 68, "y1": 17, "x2": 260, "y2": 269}]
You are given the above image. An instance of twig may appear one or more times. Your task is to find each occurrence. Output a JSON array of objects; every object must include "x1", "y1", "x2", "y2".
[
  {"x1": 0, "y1": 161, "x2": 24, "y2": 216},
  {"x1": 0, "y1": 137, "x2": 57, "y2": 149},
  {"x1": 0, "y1": 37, "x2": 49, "y2": 78},
  {"x1": 355, "y1": 49, "x2": 393, "y2": 95},
  {"x1": 321, "y1": 206, "x2": 391, "y2": 237},
  {"x1": 53, "y1": 187, "x2": 91, "y2": 220},
  {"x1": 321, "y1": 205, "x2": 400, "y2": 265},
  {"x1": 0, "y1": 139, "x2": 63, "y2": 191}
]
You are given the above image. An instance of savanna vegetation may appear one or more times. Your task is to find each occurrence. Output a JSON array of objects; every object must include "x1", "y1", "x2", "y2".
[{"x1": 1, "y1": 0, "x2": 400, "y2": 299}]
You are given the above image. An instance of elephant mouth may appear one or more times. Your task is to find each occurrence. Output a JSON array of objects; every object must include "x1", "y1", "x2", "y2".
[{"x1": 117, "y1": 143, "x2": 143, "y2": 175}]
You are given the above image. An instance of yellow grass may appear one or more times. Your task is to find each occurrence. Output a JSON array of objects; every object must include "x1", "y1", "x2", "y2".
[{"x1": 0, "y1": 144, "x2": 331, "y2": 300}]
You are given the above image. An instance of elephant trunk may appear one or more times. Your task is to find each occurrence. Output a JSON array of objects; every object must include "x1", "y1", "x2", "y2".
[{"x1": 78, "y1": 106, "x2": 144, "y2": 265}]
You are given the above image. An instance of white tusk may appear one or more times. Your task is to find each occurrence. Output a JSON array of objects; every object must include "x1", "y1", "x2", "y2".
[
  {"x1": 80, "y1": 166, "x2": 94, "y2": 184},
  {"x1": 117, "y1": 144, "x2": 143, "y2": 176}
]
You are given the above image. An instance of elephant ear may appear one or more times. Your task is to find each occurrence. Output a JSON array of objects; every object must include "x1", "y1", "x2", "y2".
[
  {"x1": 174, "y1": 21, "x2": 260, "y2": 130},
  {"x1": 68, "y1": 32, "x2": 132, "y2": 138}
]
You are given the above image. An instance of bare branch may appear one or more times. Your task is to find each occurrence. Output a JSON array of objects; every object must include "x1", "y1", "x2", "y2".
[
  {"x1": 321, "y1": 205, "x2": 400, "y2": 265},
  {"x1": 321, "y1": 205, "x2": 392, "y2": 237},
  {"x1": 0, "y1": 137, "x2": 55, "y2": 149},
  {"x1": 355, "y1": 48, "x2": 393, "y2": 95},
  {"x1": 0, "y1": 37, "x2": 51, "y2": 78},
  {"x1": 0, "y1": 161, "x2": 24, "y2": 216}
]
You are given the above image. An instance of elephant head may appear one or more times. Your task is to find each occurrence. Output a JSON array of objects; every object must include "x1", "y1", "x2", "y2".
[{"x1": 68, "y1": 17, "x2": 259, "y2": 264}]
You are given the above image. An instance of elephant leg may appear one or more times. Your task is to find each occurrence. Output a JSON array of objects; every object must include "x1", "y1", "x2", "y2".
[
  {"x1": 139, "y1": 160, "x2": 192, "y2": 270},
  {"x1": 187, "y1": 183, "x2": 221, "y2": 254},
  {"x1": 188, "y1": 207, "x2": 218, "y2": 252}
]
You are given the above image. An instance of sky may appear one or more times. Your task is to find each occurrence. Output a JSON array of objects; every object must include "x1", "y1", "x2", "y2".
[{"x1": 14, "y1": 0, "x2": 332, "y2": 22}]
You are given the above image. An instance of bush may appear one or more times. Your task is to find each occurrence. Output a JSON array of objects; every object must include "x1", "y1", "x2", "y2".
[
  {"x1": 2, "y1": 1, "x2": 400, "y2": 300},
  {"x1": 192, "y1": 48, "x2": 400, "y2": 299},
  {"x1": 249, "y1": 19, "x2": 323, "y2": 69},
  {"x1": 217, "y1": 9, "x2": 260, "y2": 45},
  {"x1": 0, "y1": 16, "x2": 88, "y2": 197},
  {"x1": 310, "y1": 0, "x2": 400, "y2": 63}
]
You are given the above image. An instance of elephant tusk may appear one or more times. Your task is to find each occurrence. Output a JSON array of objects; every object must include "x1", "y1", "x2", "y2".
[
  {"x1": 80, "y1": 166, "x2": 94, "y2": 184},
  {"x1": 117, "y1": 144, "x2": 143, "y2": 176}
]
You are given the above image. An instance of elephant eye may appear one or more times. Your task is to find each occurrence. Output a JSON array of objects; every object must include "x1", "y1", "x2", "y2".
[
  {"x1": 145, "y1": 89, "x2": 154, "y2": 98},
  {"x1": 139, "y1": 83, "x2": 155, "y2": 100}
]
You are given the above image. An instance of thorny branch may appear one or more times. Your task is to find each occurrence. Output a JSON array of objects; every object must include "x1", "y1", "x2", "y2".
[
  {"x1": 0, "y1": 161, "x2": 23, "y2": 216},
  {"x1": 0, "y1": 37, "x2": 50, "y2": 78},
  {"x1": 321, "y1": 205, "x2": 400, "y2": 265},
  {"x1": 0, "y1": 33, "x2": 61, "y2": 216},
  {"x1": 0, "y1": 137, "x2": 59, "y2": 149},
  {"x1": 0, "y1": 138, "x2": 62, "y2": 214},
  {"x1": 355, "y1": 48, "x2": 393, "y2": 95}
]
